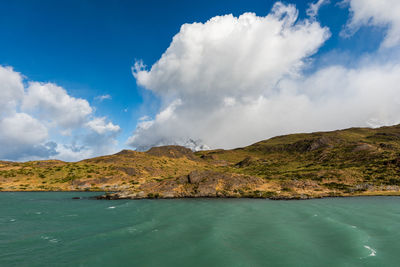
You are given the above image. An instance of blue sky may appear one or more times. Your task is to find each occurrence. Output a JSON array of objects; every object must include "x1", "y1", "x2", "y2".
[{"x1": 1, "y1": 0, "x2": 400, "y2": 161}]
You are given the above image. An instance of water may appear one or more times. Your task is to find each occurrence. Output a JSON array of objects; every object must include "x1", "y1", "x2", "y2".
[{"x1": 1, "y1": 193, "x2": 400, "y2": 266}]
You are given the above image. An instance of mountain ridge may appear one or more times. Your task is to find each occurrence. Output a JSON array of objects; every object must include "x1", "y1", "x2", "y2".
[{"x1": 2, "y1": 124, "x2": 400, "y2": 199}]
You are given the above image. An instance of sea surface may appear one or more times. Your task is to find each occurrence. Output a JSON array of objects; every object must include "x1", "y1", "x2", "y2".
[{"x1": 1, "y1": 193, "x2": 400, "y2": 266}]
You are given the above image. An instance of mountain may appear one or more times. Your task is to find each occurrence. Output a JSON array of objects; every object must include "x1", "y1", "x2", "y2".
[
  {"x1": 133, "y1": 138, "x2": 209, "y2": 152},
  {"x1": 2, "y1": 125, "x2": 400, "y2": 199}
]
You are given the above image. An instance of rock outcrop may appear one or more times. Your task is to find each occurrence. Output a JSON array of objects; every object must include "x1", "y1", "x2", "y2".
[{"x1": 3, "y1": 124, "x2": 400, "y2": 200}]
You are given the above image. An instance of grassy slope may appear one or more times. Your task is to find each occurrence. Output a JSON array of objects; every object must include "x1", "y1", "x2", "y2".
[{"x1": 1, "y1": 125, "x2": 400, "y2": 198}]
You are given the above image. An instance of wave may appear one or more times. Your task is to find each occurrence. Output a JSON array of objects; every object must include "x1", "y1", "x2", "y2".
[{"x1": 364, "y1": 245, "x2": 377, "y2": 257}]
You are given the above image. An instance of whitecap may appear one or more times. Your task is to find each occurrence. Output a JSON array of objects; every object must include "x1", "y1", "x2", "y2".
[
  {"x1": 364, "y1": 245, "x2": 376, "y2": 257},
  {"x1": 107, "y1": 206, "x2": 116, "y2": 209},
  {"x1": 10, "y1": 219, "x2": 16, "y2": 222},
  {"x1": 41, "y1": 236, "x2": 59, "y2": 243},
  {"x1": 35, "y1": 212, "x2": 42, "y2": 215},
  {"x1": 127, "y1": 227, "x2": 137, "y2": 233}
]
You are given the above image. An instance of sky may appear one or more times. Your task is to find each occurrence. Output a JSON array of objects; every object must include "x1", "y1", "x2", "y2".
[{"x1": 1, "y1": 0, "x2": 400, "y2": 161}]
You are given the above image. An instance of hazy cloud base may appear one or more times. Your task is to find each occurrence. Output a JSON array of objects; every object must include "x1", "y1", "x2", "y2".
[{"x1": 128, "y1": 0, "x2": 400, "y2": 150}]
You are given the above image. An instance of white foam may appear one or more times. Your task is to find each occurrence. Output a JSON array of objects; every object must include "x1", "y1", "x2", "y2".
[
  {"x1": 107, "y1": 206, "x2": 116, "y2": 209},
  {"x1": 41, "y1": 236, "x2": 59, "y2": 243},
  {"x1": 364, "y1": 245, "x2": 376, "y2": 257},
  {"x1": 127, "y1": 227, "x2": 137, "y2": 233},
  {"x1": 10, "y1": 219, "x2": 16, "y2": 222}
]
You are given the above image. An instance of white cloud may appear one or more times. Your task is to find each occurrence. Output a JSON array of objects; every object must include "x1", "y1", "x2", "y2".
[
  {"x1": 86, "y1": 117, "x2": 121, "y2": 134},
  {"x1": 307, "y1": 0, "x2": 330, "y2": 20},
  {"x1": 138, "y1": 115, "x2": 149, "y2": 121},
  {"x1": 22, "y1": 82, "x2": 92, "y2": 130},
  {"x1": 95, "y1": 94, "x2": 112, "y2": 101},
  {"x1": 54, "y1": 144, "x2": 93, "y2": 162},
  {"x1": 133, "y1": 3, "x2": 330, "y2": 100},
  {"x1": 0, "y1": 112, "x2": 56, "y2": 161},
  {"x1": 0, "y1": 113, "x2": 48, "y2": 145},
  {"x1": 343, "y1": 0, "x2": 400, "y2": 47},
  {"x1": 281, "y1": 63, "x2": 400, "y2": 129},
  {"x1": 127, "y1": 100, "x2": 182, "y2": 149},
  {"x1": 0, "y1": 66, "x2": 24, "y2": 115},
  {"x1": 128, "y1": 2, "x2": 330, "y2": 150},
  {"x1": 0, "y1": 65, "x2": 120, "y2": 161},
  {"x1": 128, "y1": 1, "x2": 400, "y2": 151}
]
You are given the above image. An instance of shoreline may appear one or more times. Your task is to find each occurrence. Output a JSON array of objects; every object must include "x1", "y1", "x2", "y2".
[
  {"x1": 95, "y1": 193, "x2": 400, "y2": 201},
  {"x1": 2, "y1": 190, "x2": 400, "y2": 201}
]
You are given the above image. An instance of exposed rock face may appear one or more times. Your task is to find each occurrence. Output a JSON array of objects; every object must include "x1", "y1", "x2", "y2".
[
  {"x1": 247, "y1": 135, "x2": 344, "y2": 154},
  {"x1": 200, "y1": 154, "x2": 218, "y2": 160},
  {"x1": 146, "y1": 145, "x2": 197, "y2": 160},
  {"x1": 352, "y1": 143, "x2": 375, "y2": 152},
  {"x1": 187, "y1": 170, "x2": 208, "y2": 183},
  {"x1": 368, "y1": 132, "x2": 400, "y2": 141},
  {"x1": 235, "y1": 157, "x2": 258, "y2": 168},
  {"x1": 308, "y1": 136, "x2": 338, "y2": 151},
  {"x1": 107, "y1": 170, "x2": 265, "y2": 199},
  {"x1": 4, "y1": 124, "x2": 400, "y2": 200},
  {"x1": 116, "y1": 167, "x2": 137, "y2": 176}
]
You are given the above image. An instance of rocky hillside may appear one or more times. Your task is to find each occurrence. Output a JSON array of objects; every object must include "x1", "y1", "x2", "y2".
[{"x1": 2, "y1": 125, "x2": 400, "y2": 199}]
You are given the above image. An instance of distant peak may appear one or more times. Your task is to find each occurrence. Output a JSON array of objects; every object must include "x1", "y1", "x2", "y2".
[
  {"x1": 145, "y1": 145, "x2": 197, "y2": 159},
  {"x1": 134, "y1": 138, "x2": 210, "y2": 152}
]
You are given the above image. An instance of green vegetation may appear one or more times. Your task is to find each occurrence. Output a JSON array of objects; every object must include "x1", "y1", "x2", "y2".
[{"x1": 2, "y1": 125, "x2": 400, "y2": 199}]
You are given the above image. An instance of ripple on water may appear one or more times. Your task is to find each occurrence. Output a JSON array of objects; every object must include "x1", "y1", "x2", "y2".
[
  {"x1": 41, "y1": 236, "x2": 60, "y2": 244},
  {"x1": 364, "y1": 245, "x2": 377, "y2": 257},
  {"x1": 127, "y1": 227, "x2": 137, "y2": 233},
  {"x1": 1, "y1": 193, "x2": 399, "y2": 266}
]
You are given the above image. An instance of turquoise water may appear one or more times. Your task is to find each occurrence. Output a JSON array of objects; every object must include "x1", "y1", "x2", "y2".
[{"x1": 1, "y1": 193, "x2": 400, "y2": 266}]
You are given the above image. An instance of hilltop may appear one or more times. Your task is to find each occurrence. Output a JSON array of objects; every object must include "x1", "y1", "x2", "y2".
[{"x1": 1, "y1": 125, "x2": 400, "y2": 199}]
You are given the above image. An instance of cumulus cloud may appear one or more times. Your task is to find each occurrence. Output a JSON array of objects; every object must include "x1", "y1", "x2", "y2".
[
  {"x1": 343, "y1": 0, "x2": 400, "y2": 47},
  {"x1": 128, "y1": 2, "x2": 330, "y2": 150},
  {"x1": 0, "y1": 113, "x2": 48, "y2": 145},
  {"x1": 0, "y1": 66, "x2": 24, "y2": 115},
  {"x1": 22, "y1": 82, "x2": 92, "y2": 131},
  {"x1": 86, "y1": 117, "x2": 121, "y2": 134},
  {"x1": 0, "y1": 65, "x2": 120, "y2": 161},
  {"x1": 128, "y1": 1, "x2": 400, "y2": 151},
  {"x1": 0, "y1": 112, "x2": 57, "y2": 160},
  {"x1": 133, "y1": 3, "x2": 330, "y2": 100}
]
